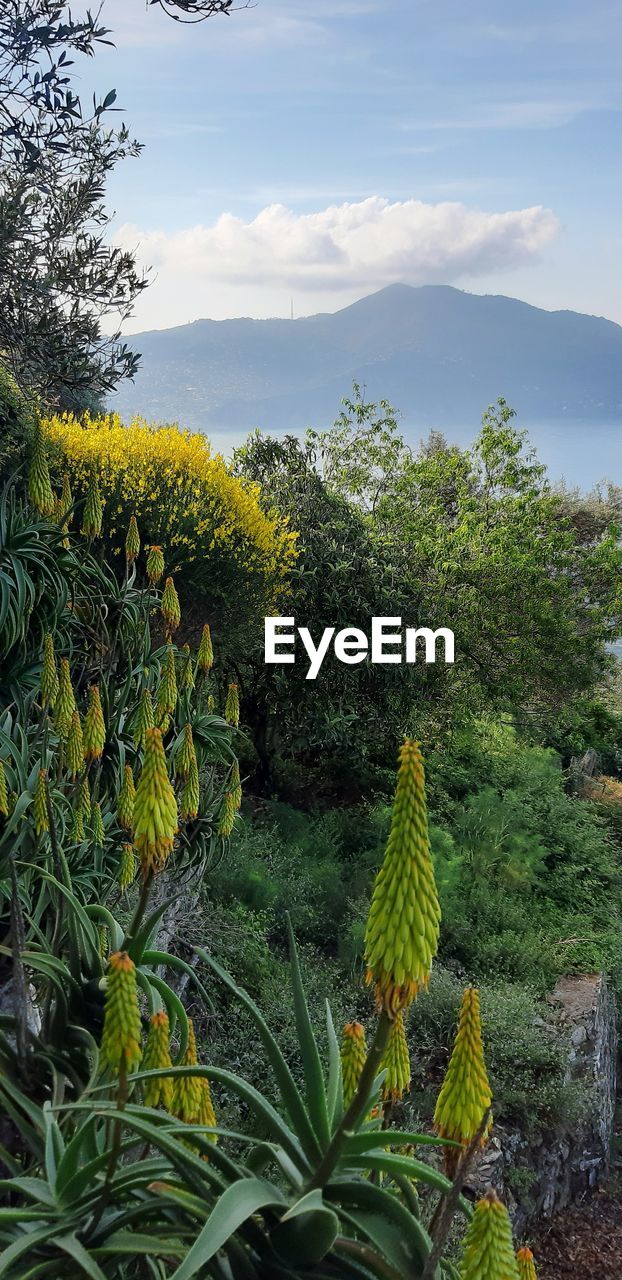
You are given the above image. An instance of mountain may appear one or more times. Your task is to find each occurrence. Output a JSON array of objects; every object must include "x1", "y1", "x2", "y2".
[{"x1": 110, "y1": 284, "x2": 622, "y2": 481}]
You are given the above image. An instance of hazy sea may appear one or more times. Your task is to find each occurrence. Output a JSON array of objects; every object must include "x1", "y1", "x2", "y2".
[{"x1": 206, "y1": 419, "x2": 621, "y2": 489}]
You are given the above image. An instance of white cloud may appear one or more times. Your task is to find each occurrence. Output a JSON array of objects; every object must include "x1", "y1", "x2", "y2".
[{"x1": 116, "y1": 192, "x2": 558, "y2": 294}]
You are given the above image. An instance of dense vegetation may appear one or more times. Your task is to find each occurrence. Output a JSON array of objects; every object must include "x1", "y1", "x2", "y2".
[
  {"x1": 232, "y1": 395, "x2": 621, "y2": 793},
  {"x1": 2, "y1": 5, "x2": 621, "y2": 1278},
  {"x1": 0, "y1": 383, "x2": 621, "y2": 1277}
]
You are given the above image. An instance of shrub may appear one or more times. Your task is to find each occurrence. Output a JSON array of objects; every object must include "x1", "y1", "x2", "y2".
[
  {"x1": 208, "y1": 814, "x2": 348, "y2": 948},
  {"x1": 427, "y1": 723, "x2": 622, "y2": 990},
  {"x1": 406, "y1": 966, "x2": 587, "y2": 1139},
  {"x1": 42, "y1": 410, "x2": 297, "y2": 630}
]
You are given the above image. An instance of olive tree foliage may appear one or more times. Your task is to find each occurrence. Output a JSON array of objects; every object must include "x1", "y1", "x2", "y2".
[
  {"x1": 0, "y1": 2, "x2": 149, "y2": 402},
  {"x1": 0, "y1": 0, "x2": 245, "y2": 404}
]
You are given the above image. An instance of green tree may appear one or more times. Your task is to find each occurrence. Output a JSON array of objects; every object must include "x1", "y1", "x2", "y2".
[
  {"x1": 377, "y1": 399, "x2": 622, "y2": 716},
  {"x1": 0, "y1": 1, "x2": 246, "y2": 403},
  {"x1": 235, "y1": 397, "x2": 622, "y2": 794},
  {"x1": 233, "y1": 431, "x2": 424, "y2": 793},
  {"x1": 0, "y1": 2, "x2": 149, "y2": 400}
]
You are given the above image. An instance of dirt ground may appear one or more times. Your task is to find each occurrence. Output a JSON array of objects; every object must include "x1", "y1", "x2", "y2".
[{"x1": 534, "y1": 1188, "x2": 622, "y2": 1279}]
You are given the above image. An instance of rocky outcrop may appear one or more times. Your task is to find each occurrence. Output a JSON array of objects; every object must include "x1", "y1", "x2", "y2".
[{"x1": 467, "y1": 973, "x2": 617, "y2": 1235}]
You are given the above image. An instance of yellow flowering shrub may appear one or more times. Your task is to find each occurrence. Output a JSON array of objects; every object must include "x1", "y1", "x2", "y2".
[{"x1": 42, "y1": 412, "x2": 297, "y2": 616}]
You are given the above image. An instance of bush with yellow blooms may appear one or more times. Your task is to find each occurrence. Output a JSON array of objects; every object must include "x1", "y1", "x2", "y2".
[{"x1": 42, "y1": 411, "x2": 297, "y2": 627}]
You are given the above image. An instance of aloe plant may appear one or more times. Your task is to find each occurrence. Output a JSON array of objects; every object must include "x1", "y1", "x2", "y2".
[
  {"x1": 0, "y1": 925, "x2": 467, "y2": 1279},
  {"x1": 0, "y1": 466, "x2": 521, "y2": 1279}
]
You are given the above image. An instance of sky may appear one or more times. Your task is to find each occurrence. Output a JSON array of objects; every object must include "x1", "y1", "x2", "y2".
[{"x1": 91, "y1": 0, "x2": 622, "y2": 333}]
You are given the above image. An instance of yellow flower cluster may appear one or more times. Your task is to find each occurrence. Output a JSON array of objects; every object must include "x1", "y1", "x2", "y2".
[
  {"x1": 142, "y1": 1011, "x2": 174, "y2": 1109},
  {"x1": 340, "y1": 1022, "x2": 367, "y2": 1107},
  {"x1": 100, "y1": 951, "x2": 142, "y2": 1076},
  {"x1": 434, "y1": 986, "x2": 492, "y2": 1175},
  {"x1": 381, "y1": 1009, "x2": 411, "y2": 1103},
  {"x1": 517, "y1": 1248, "x2": 538, "y2": 1280},
  {"x1": 42, "y1": 413, "x2": 297, "y2": 593},
  {"x1": 459, "y1": 1191, "x2": 519, "y2": 1280},
  {"x1": 364, "y1": 739, "x2": 440, "y2": 1016}
]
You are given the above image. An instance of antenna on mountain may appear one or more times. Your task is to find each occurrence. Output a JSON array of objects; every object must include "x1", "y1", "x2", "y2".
[{"x1": 290, "y1": 298, "x2": 294, "y2": 321}]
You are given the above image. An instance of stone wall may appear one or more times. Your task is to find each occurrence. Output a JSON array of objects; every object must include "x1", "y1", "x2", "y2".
[{"x1": 466, "y1": 972, "x2": 617, "y2": 1235}]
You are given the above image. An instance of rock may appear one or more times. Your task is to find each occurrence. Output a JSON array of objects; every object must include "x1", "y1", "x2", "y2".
[{"x1": 481, "y1": 972, "x2": 617, "y2": 1235}]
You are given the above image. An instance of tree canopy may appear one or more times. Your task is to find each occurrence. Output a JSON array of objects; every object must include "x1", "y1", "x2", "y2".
[
  {"x1": 0, "y1": 1, "x2": 247, "y2": 404},
  {"x1": 233, "y1": 396, "x2": 622, "y2": 795}
]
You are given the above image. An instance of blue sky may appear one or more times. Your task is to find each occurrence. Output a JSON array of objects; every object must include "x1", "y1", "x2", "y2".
[{"x1": 94, "y1": 0, "x2": 622, "y2": 331}]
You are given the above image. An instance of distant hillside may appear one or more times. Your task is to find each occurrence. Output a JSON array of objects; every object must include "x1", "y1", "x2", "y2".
[{"x1": 111, "y1": 284, "x2": 622, "y2": 479}]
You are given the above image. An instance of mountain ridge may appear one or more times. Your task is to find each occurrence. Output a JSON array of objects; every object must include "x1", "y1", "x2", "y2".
[{"x1": 110, "y1": 285, "x2": 622, "y2": 457}]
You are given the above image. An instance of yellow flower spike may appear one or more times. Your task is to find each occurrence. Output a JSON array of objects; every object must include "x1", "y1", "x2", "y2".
[
  {"x1": 180, "y1": 757, "x2": 200, "y2": 822},
  {"x1": 33, "y1": 769, "x2": 49, "y2": 836},
  {"x1": 91, "y1": 802, "x2": 104, "y2": 847},
  {"x1": 161, "y1": 576, "x2": 181, "y2": 635},
  {"x1": 40, "y1": 634, "x2": 59, "y2": 710},
  {"x1": 80, "y1": 773, "x2": 92, "y2": 819},
  {"x1": 340, "y1": 1022, "x2": 368, "y2": 1107},
  {"x1": 0, "y1": 762, "x2": 8, "y2": 818},
  {"x1": 176, "y1": 724, "x2": 197, "y2": 780},
  {"x1": 118, "y1": 842, "x2": 137, "y2": 891},
  {"x1": 54, "y1": 658, "x2": 76, "y2": 740},
  {"x1": 100, "y1": 951, "x2": 142, "y2": 1076},
  {"x1": 66, "y1": 711, "x2": 84, "y2": 778},
  {"x1": 132, "y1": 688, "x2": 154, "y2": 750},
  {"x1": 171, "y1": 1018, "x2": 202, "y2": 1123},
  {"x1": 60, "y1": 472, "x2": 73, "y2": 525},
  {"x1": 82, "y1": 476, "x2": 103, "y2": 537},
  {"x1": 516, "y1": 1248, "x2": 537, "y2": 1280},
  {"x1": 381, "y1": 1009, "x2": 411, "y2": 1103},
  {"x1": 224, "y1": 682, "x2": 239, "y2": 728},
  {"x1": 133, "y1": 727, "x2": 178, "y2": 876},
  {"x1": 197, "y1": 1076, "x2": 218, "y2": 1142},
  {"x1": 181, "y1": 643, "x2": 194, "y2": 691},
  {"x1": 196, "y1": 623, "x2": 213, "y2": 674},
  {"x1": 156, "y1": 645, "x2": 177, "y2": 726},
  {"x1": 142, "y1": 1011, "x2": 174, "y2": 1109},
  {"x1": 71, "y1": 802, "x2": 85, "y2": 842},
  {"x1": 218, "y1": 784, "x2": 237, "y2": 838},
  {"x1": 146, "y1": 544, "x2": 165, "y2": 585},
  {"x1": 364, "y1": 739, "x2": 441, "y2": 1017},
  {"x1": 57, "y1": 473, "x2": 72, "y2": 545},
  {"x1": 434, "y1": 986, "x2": 493, "y2": 1177},
  {"x1": 28, "y1": 421, "x2": 54, "y2": 515},
  {"x1": 459, "y1": 1191, "x2": 519, "y2": 1280},
  {"x1": 125, "y1": 515, "x2": 140, "y2": 565},
  {"x1": 231, "y1": 759, "x2": 242, "y2": 811},
  {"x1": 83, "y1": 685, "x2": 106, "y2": 761},
  {"x1": 117, "y1": 764, "x2": 136, "y2": 831},
  {"x1": 98, "y1": 924, "x2": 109, "y2": 959},
  {"x1": 206, "y1": 693, "x2": 215, "y2": 714}
]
